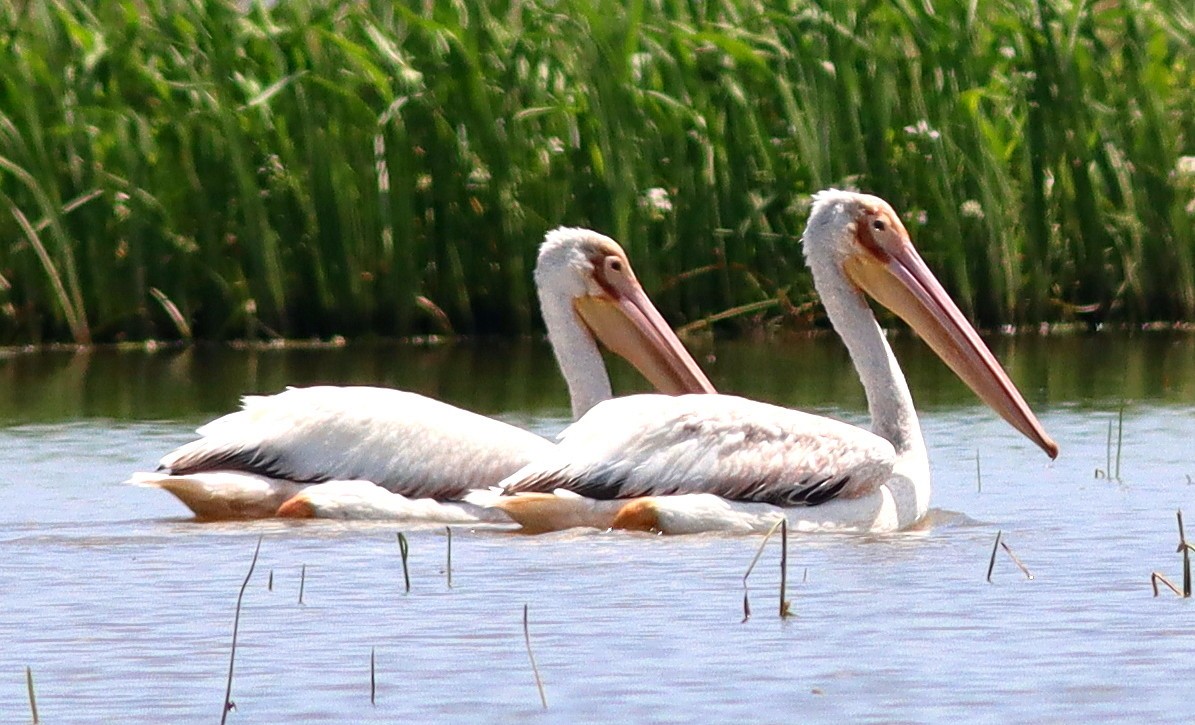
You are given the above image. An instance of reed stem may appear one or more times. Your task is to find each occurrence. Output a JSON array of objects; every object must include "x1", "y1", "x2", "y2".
[
  {"x1": 1106, "y1": 419, "x2": 1113, "y2": 479},
  {"x1": 397, "y1": 532, "x2": 410, "y2": 593},
  {"x1": 445, "y1": 527, "x2": 453, "y2": 589},
  {"x1": 975, "y1": 450, "x2": 982, "y2": 493},
  {"x1": 779, "y1": 519, "x2": 791, "y2": 619},
  {"x1": 742, "y1": 517, "x2": 786, "y2": 622},
  {"x1": 999, "y1": 541, "x2": 1034, "y2": 580},
  {"x1": 986, "y1": 530, "x2": 1002, "y2": 583},
  {"x1": 1108, "y1": 406, "x2": 1118, "y2": 480},
  {"x1": 26, "y1": 666, "x2": 38, "y2": 724},
  {"x1": 1151, "y1": 571, "x2": 1182, "y2": 598},
  {"x1": 523, "y1": 604, "x2": 547, "y2": 709},
  {"x1": 1178, "y1": 510, "x2": 1191, "y2": 598},
  {"x1": 222, "y1": 535, "x2": 262, "y2": 724}
]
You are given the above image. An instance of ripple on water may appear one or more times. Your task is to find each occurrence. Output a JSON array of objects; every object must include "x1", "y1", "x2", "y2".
[{"x1": 3, "y1": 338, "x2": 1195, "y2": 721}]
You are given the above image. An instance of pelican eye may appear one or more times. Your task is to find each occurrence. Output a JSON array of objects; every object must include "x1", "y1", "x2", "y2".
[
  {"x1": 609, "y1": 259, "x2": 623, "y2": 272},
  {"x1": 872, "y1": 219, "x2": 886, "y2": 232}
]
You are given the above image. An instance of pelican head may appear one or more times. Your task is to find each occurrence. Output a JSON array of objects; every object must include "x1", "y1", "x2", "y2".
[
  {"x1": 536, "y1": 228, "x2": 715, "y2": 416},
  {"x1": 803, "y1": 190, "x2": 1058, "y2": 458}
]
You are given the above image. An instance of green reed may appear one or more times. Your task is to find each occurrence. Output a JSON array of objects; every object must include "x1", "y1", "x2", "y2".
[{"x1": 1, "y1": 0, "x2": 1192, "y2": 344}]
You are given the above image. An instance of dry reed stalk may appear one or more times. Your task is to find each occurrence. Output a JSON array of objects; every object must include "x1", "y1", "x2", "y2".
[
  {"x1": 975, "y1": 450, "x2": 982, "y2": 493},
  {"x1": 221, "y1": 535, "x2": 262, "y2": 724},
  {"x1": 1098, "y1": 407, "x2": 1127, "y2": 481},
  {"x1": 1103, "y1": 419, "x2": 1112, "y2": 479},
  {"x1": 445, "y1": 527, "x2": 453, "y2": 589},
  {"x1": 1115, "y1": 405, "x2": 1125, "y2": 480},
  {"x1": 999, "y1": 541, "x2": 1034, "y2": 580},
  {"x1": 1177, "y1": 510, "x2": 1191, "y2": 598},
  {"x1": 986, "y1": 531, "x2": 1002, "y2": 583},
  {"x1": 26, "y1": 666, "x2": 38, "y2": 724},
  {"x1": 397, "y1": 532, "x2": 410, "y2": 592},
  {"x1": 523, "y1": 605, "x2": 547, "y2": 709},
  {"x1": 1151, "y1": 572, "x2": 1182, "y2": 598},
  {"x1": 742, "y1": 517, "x2": 786, "y2": 622},
  {"x1": 779, "y1": 519, "x2": 792, "y2": 618}
]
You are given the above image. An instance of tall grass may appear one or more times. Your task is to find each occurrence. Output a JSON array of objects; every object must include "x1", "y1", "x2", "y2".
[{"x1": 1, "y1": 0, "x2": 1192, "y2": 343}]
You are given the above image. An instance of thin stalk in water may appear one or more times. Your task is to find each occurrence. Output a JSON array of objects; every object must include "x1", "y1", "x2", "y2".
[
  {"x1": 26, "y1": 666, "x2": 38, "y2": 724},
  {"x1": 1000, "y1": 540, "x2": 1034, "y2": 580},
  {"x1": 1151, "y1": 571, "x2": 1182, "y2": 598},
  {"x1": 397, "y1": 532, "x2": 410, "y2": 593},
  {"x1": 1105, "y1": 419, "x2": 1112, "y2": 479},
  {"x1": 1177, "y1": 510, "x2": 1191, "y2": 598},
  {"x1": 986, "y1": 530, "x2": 1002, "y2": 583},
  {"x1": 975, "y1": 450, "x2": 982, "y2": 493},
  {"x1": 1115, "y1": 404, "x2": 1125, "y2": 480},
  {"x1": 523, "y1": 605, "x2": 547, "y2": 709},
  {"x1": 742, "y1": 517, "x2": 786, "y2": 622},
  {"x1": 222, "y1": 535, "x2": 262, "y2": 724},
  {"x1": 1098, "y1": 406, "x2": 1126, "y2": 481},
  {"x1": 779, "y1": 519, "x2": 791, "y2": 618}
]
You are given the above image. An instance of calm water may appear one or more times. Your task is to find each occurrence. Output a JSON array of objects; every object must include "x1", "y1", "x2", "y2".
[{"x1": 2, "y1": 333, "x2": 1195, "y2": 722}]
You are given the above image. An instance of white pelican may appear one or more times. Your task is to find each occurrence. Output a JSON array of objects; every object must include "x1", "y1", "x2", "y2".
[
  {"x1": 130, "y1": 228, "x2": 715, "y2": 520},
  {"x1": 472, "y1": 190, "x2": 1058, "y2": 534}
]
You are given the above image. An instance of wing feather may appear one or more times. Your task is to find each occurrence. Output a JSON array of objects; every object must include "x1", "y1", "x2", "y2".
[
  {"x1": 501, "y1": 394, "x2": 894, "y2": 507},
  {"x1": 161, "y1": 386, "x2": 553, "y2": 499}
]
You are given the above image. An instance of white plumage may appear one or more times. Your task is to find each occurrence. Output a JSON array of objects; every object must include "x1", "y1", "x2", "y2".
[
  {"x1": 132, "y1": 227, "x2": 714, "y2": 520},
  {"x1": 158, "y1": 386, "x2": 549, "y2": 500},
  {"x1": 481, "y1": 190, "x2": 1058, "y2": 534},
  {"x1": 275, "y1": 480, "x2": 514, "y2": 524},
  {"x1": 505, "y1": 394, "x2": 895, "y2": 504}
]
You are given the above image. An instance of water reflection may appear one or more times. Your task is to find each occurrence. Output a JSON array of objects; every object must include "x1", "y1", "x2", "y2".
[
  {"x1": 720, "y1": 330, "x2": 1195, "y2": 410},
  {"x1": 0, "y1": 331, "x2": 1192, "y2": 424}
]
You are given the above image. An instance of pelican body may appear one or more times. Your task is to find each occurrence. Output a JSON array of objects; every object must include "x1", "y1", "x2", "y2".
[
  {"x1": 476, "y1": 191, "x2": 1058, "y2": 534},
  {"x1": 132, "y1": 228, "x2": 714, "y2": 520}
]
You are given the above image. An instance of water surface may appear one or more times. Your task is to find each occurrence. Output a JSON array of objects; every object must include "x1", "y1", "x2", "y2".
[{"x1": 2, "y1": 333, "x2": 1194, "y2": 722}]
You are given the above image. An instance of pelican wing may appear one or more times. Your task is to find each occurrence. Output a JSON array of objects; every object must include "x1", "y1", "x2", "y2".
[
  {"x1": 160, "y1": 386, "x2": 554, "y2": 500},
  {"x1": 501, "y1": 394, "x2": 896, "y2": 507}
]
